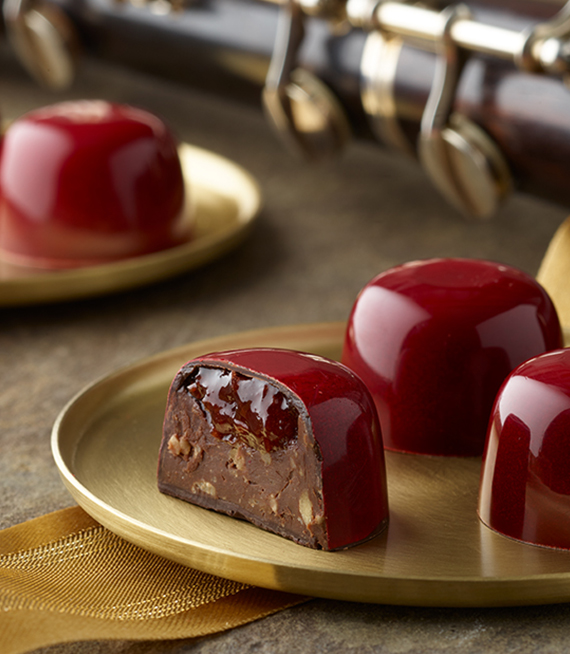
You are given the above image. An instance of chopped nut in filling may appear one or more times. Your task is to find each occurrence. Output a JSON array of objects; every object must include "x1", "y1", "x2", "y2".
[{"x1": 159, "y1": 363, "x2": 327, "y2": 549}]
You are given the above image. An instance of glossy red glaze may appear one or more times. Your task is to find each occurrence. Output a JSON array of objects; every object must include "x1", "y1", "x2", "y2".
[
  {"x1": 479, "y1": 349, "x2": 570, "y2": 550},
  {"x1": 0, "y1": 100, "x2": 186, "y2": 268},
  {"x1": 342, "y1": 258, "x2": 563, "y2": 456},
  {"x1": 191, "y1": 348, "x2": 389, "y2": 550}
]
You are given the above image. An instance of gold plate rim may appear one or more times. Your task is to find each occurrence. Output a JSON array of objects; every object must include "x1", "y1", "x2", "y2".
[
  {"x1": 0, "y1": 144, "x2": 261, "y2": 306},
  {"x1": 51, "y1": 322, "x2": 570, "y2": 607}
]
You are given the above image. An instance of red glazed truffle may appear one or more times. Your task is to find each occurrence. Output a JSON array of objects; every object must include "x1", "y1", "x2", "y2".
[
  {"x1": 479, "y1": 348, "x2": 570, "y2": 550},
  {"x1": 341, "y1": 258, "x2": 563, "y2": 456},
  {"x1": 158, "y1": 348, "x2": 389, "y2": 550},
  {"x1": 0, "y1": 100, "x2": 187, "y2": 268}
]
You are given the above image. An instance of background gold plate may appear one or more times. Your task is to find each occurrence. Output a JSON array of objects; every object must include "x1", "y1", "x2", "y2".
[
  {"x1": 0, "y1": 144, "x2": 261, "y2": 306},
  {"x1": 52, "y1": 322, "x2": 570, "y2": 607}
]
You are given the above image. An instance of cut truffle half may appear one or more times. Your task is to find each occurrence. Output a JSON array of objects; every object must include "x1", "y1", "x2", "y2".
[{"x1": 158, "y1": 348, "x2": 389, "y2": 550}]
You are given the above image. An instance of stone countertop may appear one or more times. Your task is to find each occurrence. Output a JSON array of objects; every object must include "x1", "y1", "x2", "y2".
[{"x1": 1, "y1": 46, "x2": 569, "y2": 654}]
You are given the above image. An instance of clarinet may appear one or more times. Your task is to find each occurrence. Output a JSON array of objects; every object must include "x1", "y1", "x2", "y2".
[{"x1": 3, "y1": 0, "x2": 570, "y2": 217}]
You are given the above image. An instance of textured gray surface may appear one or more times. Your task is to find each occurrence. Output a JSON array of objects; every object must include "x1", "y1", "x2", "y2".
[{"x1": 1, "y1": 44, "x2": 569, "y2": 653}]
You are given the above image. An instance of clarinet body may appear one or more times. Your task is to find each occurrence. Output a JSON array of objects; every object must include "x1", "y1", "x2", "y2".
[{"x1": 5, "y1": 0, "x2": 570, "y2": 211}]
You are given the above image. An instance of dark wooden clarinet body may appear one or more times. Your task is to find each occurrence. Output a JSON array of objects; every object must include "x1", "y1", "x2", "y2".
[{"x1": 6, "y1": 0, "x2": 570, "y2": 209}]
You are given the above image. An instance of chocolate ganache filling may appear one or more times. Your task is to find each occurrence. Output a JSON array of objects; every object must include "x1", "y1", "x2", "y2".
[{"x1": 158, "y1": 363, "x2": 327, "y2": 548}]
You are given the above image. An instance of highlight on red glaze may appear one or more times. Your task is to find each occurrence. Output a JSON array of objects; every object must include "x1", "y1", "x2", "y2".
[
  {"x1": 479, "y1": 349, "x2": 570, "y2": 550},
  {"x1": 190, "y1": 348, "x2": 389, "y2": 550},
  {"x1": 341, "y1": 258, "x2": 563, "y2": 456},
  {"x1": 0, "y1": 100, "x2": 187, "y2": 268}
]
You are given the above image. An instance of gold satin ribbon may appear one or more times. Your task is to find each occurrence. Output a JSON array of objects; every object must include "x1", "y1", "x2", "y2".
[{"x1": 0, "y1": 506, "x2": 309, "y2": 654}]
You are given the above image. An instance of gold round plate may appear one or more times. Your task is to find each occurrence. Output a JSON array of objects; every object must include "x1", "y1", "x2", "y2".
[
  {"x1": 52, "y1": 322, "x2": 570, "y2": 607},
  {"x1": 0, "y1": 144, "x2": 261, "y2": 306}
]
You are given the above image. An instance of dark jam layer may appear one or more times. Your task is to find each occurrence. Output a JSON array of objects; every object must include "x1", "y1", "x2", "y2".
[{"x1": 184, "y1": 366, "x2": 298, "y2": 452}]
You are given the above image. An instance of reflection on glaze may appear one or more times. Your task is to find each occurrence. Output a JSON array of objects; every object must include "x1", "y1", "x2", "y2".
[
  {"x1": 0, "y1": 122, "x2": 73, "y2": 223},
  {"x1": 479, "y1": 349, "x2": 570, "y2": 550},
  {"x1": 342, "y1": 258, "x2": 563, "y2": 456},
  {"x1": 348, "y1": 285, "x2": 430, "y2": 380}
]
